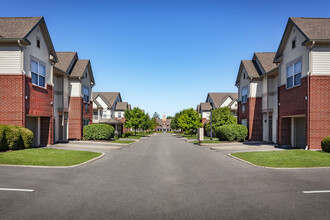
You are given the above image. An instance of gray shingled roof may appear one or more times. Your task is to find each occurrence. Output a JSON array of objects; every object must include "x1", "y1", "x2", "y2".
[
  {"x1": 254, "y1": 52, "x2": 277, "y2": 73},
  {"x1": 115, "y1": 102, "x2": 128, "y2": 111},
  {"x1": 200, "y1": 103, "x2": 211, "y2": 111},
  {"x1": 70, "y1": 59, "x2": 89, "y2": 77},
  {"x1": 92, "y1": 92, "x2": 120, "y2": 108},
  {"x1": 0, "y1": 17, "x2": 42, "y2": 39},
  {"x1": 291, "y1": 17, "x2": 330, "y2": 40},
  {"x1": 241, "y1": 60, "x2": 262, "y2": 78},
  {"x1": 54, "y1": 52, "x2": 77, "y2": 73},
  {"x1": 207, "y1": 93, "x2": 238, "y2": 109}
]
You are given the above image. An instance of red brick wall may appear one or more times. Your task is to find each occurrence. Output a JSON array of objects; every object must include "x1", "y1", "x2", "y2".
[
  {"x1": 238, "y1": 98, "x2": 262, "y2": 141},
  {"x1": 278, "y1": 77, "x2": 307, "y2": 146},
  {"x1": 25, "y1": 77, "x2": 53, "y2": 117},
  {"x1": 25, "y1": 77, "x2": 54, "y2": 145},
  {"x1": 68, "y1": 97, "x2": 83, "y2": 140},
  {"x1": 201, "y1": 118, "x2": 209, "y2": 125},
  {"x1": 0, "y1": 74, "x2": 25, "y2": 126},
  {"x1": 309, "y1": 76, "x2": 330, "y2": 149},
  {"x1": 82, "y1": 101, "x2": 93, "y2": 125}
]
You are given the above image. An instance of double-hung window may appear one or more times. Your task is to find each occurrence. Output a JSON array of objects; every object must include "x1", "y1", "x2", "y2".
[
  {"x1": 83, "y1": 87, "x2": 89, "y2": 103},
  {"x1": 241, "y1": 87, "x2": 248, "y2": 103},
  {"x1": 118, "y1": 112, "x2": 122, "y2": 119},
  {"x1": 31, "y1": 60, "x2": 46, "y2": 87},
  {"x1": 286, "y1": 61, "x2": 301, "y2": 89}
]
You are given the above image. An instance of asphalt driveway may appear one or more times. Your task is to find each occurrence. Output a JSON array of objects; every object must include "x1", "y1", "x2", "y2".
[{"x1": 1, "y1": 133, "x2": 330, "y2": 219}]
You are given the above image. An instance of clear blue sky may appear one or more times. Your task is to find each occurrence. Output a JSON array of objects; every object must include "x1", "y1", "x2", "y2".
[{"x1": 2, "y1": 0, "x2": 330, "y2": 116}]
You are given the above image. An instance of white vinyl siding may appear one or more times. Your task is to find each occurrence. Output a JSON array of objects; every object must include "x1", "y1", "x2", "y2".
[
  {"x1": 0, "y1": 48, "x2": 21, "y2": 74},
  {"x1": 311, "y1": 46, "x2": 330, "y2": 76},
  {"x1": 279, "y1": 27, "x2": 309, "y2": 86},
  {"x1": 24, "y1": 25, "x2": 52, "y2": 85}
]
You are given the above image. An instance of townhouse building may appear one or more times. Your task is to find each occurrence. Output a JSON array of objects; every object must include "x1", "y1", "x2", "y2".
[
  {"x1": 196, "y1": 103, "x2": 211, "y2": 124},
  {"x1": 53, "y1": 52, "x2": 95, "y2": 141},
  {"x1": 236, "y1": 53, "x2": 278, "y2": 142},
  {"x1": 92, "y1": 92, "x2": 131, "y2": 135},
  {"x1": 0, "y1": 17, "x2": 57, "y2": 146},
  {"x1": 274, "y1": 17, "x2": 330, "y2": 149},
  {"x1": 155, "y1": 114, "x2": 172, "y2": 132},
  {"x1": 197, "y1": 93, "x2": 238, "y2": 124}
]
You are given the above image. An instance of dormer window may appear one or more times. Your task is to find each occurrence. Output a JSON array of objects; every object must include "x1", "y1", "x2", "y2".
[
  {"x1": 292, "y1": 38, "x2": 296, "y2": 49},
  {"x1": 36, "y1": 37, "x2": 40, "y2": 48}
]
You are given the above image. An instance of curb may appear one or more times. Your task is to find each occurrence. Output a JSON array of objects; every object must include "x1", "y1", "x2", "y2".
[
  {"x1": 227, "y1": 153, "x2": 330, "y2": 170},
  {"x1": 0, "y1": 153, "x2": 105, "y2": 169}
]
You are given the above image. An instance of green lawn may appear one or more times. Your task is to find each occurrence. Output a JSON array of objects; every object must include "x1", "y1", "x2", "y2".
[
  {"x1": 124, "y1": 134, "x2": 146, "y2": 139},
  {"x1": 112, "y1": 140, "x2": 135, "y2": 144},
  {"x1": 0, "y1": 148, "x2": 101, "y2": 166},
  {"x1": 232, "y1": 150, "x2": 330, "y2": 168},
  {"x1": 180, "y1": 134, "x2": 212, "y2": 140},
  {"x1": 191, "y1": 140, "x2": 221, "y2": 144}
]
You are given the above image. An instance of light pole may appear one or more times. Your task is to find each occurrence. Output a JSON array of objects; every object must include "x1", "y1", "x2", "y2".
[{"x1": 210, "y1": 109, "x2": 213, "y2": 140}]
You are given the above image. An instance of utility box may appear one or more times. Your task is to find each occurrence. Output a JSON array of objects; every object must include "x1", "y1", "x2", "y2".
[{"x1": 197, "y1": 128, "x2": 204, "y2": 141}]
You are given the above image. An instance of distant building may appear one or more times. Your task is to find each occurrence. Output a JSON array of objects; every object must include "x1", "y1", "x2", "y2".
[{"x1": 155, "y1": 114, "x2": 172, "y2": 132}]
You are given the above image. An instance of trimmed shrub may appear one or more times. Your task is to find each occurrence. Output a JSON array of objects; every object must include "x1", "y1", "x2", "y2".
[
  {"x1": 19, "y1": 127, "x2": 34, "y2": 149},
  {"x1": 83, "y1": 124, "x2": 115, "y2": 140},
  {"x1": 0, "y1": 125, "x2": 33, "y2": 151},
  {"x1": 0, "y1": 125, "x2": 10, "y2": 151},
  {"x1": 321, "y1": 136, "x2": 330, "y2": 153},
  {"x1": 215, "y1": 124, "x2": 248, "y2": 142}
]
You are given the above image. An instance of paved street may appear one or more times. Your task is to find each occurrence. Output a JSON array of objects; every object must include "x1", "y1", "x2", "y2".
[{"x1": 1, "y1": 133, "x2": 330, "y2": 220}]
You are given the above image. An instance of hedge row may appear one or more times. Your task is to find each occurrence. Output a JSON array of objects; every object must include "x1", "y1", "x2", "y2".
[
  {"x1": 0, "y1": 125, "x2": 33, "y2": 151},
  {"x1": 321, "y1": 136, "x2": 330, "y2": 153},
  {"x1": 215, "y1": 124, "x2": 248, "y2": 142},
  {"x1": 83, "y1": 124, "x2": 115, "y2": 140}
]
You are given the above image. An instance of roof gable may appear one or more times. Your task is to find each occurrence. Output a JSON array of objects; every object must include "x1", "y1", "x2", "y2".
[
  {"x1": 70, "y1": 59, "x2": 95, "y2": 84},
  {"x1": 0, "y1": 17, "x2": 57, "y2": 62},
  {"x1": 207, "y1": 93, "x2": 238, "y2": 108},
  {"x1": 92, "y1": 92, "x2": 121, "y2": 108},
  {"x1": 253, "y1": 52, "x2": 277, "y2": 74},
  {"x1": 55, "y1": 52, "x2": 78, "y2": 74}
]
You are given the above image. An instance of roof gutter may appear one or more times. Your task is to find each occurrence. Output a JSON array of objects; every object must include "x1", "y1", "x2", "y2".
[{"x1": 0, "y1": 38, "x2": 31, "y2": 45}]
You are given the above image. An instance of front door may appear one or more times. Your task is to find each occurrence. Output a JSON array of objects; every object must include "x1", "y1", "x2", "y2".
[
  {"x1": 294, "y1": 117, "x2": 306, "y2": 148},
  {"x1": 59, "y1": 115, "x2": 63, "y2": 141},
  {"x1": 26, "y1": 116, "x2": 38, "y2": 147}
]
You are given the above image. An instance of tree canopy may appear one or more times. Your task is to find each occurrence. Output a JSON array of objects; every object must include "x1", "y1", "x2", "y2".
[
  {"x1": 177, "y1": 108, "x2": 202, "y2": 134},
  {"x1": 205, "y1": 107, "x2": 237, "y2": 131},
  {"x1": 124, "y1": 107, "x2": 146, "y2": 134},
  {"x1": 152, "y1": 112, "x2": 160, "y2": 119}
]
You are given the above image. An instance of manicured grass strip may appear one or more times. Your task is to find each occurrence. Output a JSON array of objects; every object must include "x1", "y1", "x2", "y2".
[
  {"x1": 113, "y1": 140, "x2": 135, "y2": 144},
  {"x1": 125, "y1": 135, "x2": 145, "y2": 139},
  {"x1": 0, "y1": 148, "x2": 101, "y2": 166},
  {"x1": 232, "y1": 150, "x2": 330, "y2": 168},
  {"x1": 191, "y1": 140, "x2": 221, "y2": 144},
  {"x1": 180, "y1": 134, "x2": 212, "y2": 140}
]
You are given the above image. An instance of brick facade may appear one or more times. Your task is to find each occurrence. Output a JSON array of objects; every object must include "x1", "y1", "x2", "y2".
[
  {"x1": 0, "y1": 74, "x2": 25, "y2": 126},
  {"x1": 238, "y1": 97, "x2": 262, "y2": 141},
  {"x1": 68, "y1": 97, "x2": 83, "y2": 140},
  {"x1": 0, "y1": 74, "x2": 54, "y2": 145},
  {"x1": 68, "y1": 98, "x2": 93, "y2": 140},
  {"x1": 278, "y1": 77, "x2": 307, "y2": 146},
  {"x1": 309, "y1": 76, "x2": 330, "y2": 149}
]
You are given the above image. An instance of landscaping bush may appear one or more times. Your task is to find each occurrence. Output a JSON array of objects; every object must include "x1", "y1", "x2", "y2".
[
  {"x1": 0, "y1": 125, "x2": 9, "y2": 151},
  {"x1": 321, "y1": 136, "x2": 330, "y2": 153},
  {"x1": 0, "y1": 125, "x2": 34, "y2": 151},
  {"x1": 215, "y1": 124, "x2": 248, "y2": 142},
  {"x1": 19, "y1": 127, "x2": 34, "y2": 149},
  {"x1": 122, "y1": 131, "x2": 133, "y2": 138},
  {"x1": 83, "y1": 124, "x2": 115, "y2": 140}
]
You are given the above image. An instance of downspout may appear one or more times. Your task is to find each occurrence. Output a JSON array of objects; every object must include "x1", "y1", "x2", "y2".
[
  {"x1": 18, "y1": 40, "x2": 25, "y2": 127},
  {"x1": 306, "y1": 41, "x2": 315, "y2": 150}
]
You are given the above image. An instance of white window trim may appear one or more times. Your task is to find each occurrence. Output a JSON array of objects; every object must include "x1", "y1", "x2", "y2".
[
  {"x1": 286, "y1": 58, "x2": 302, "y2": 89},
  {"x1": 241, "y1": 87, "x2": 248, "y2": 104},
  {"x1": 30, "y1": 57, "x2": 46, "y2": 88}
]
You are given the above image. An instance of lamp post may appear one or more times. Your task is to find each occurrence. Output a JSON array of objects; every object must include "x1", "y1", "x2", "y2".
[{"x1": 210, "y1": 109, "x2": 213, "y2": 140}]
